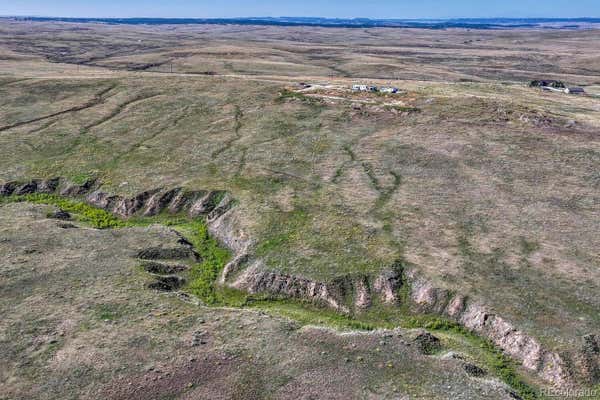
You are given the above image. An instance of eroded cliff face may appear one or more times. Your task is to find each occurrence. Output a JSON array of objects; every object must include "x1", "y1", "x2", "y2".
[
  {"x1": 227, "y1": 260, "x2": 577, "y2": 387},
  {"x1": 1, "y1": 177, "x2": 597, "y2": 388},
  {"x1": 85, "y1": 186, "x2": 231, "y2": 221},
  {"x1": 194, "y1": 181, "x2": 596, "y2": 389},
  {"x1": 232, "y1": 260, "x2": 351, "y2": 312},
  {"x1": 405, "y1": 270, "x2": 573, "y2": 387}
]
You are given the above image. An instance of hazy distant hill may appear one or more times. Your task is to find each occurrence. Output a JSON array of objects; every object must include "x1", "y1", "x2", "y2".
[{"x1": 5, "y1": 16, "x2": 600, "y2": 29}]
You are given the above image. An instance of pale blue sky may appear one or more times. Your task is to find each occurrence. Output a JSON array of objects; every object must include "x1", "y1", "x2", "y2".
[{"x1": 2, "y1": 0, "x2": 599, "y2": 19}]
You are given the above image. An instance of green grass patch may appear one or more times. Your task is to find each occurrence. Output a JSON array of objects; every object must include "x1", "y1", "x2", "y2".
[
  {"x1": 247, "y1": 297, "x2": 377, "y2": 331},
  {"x1": 68, "y1": 172, "x2": 96, "y2": 185},
  {"x1": 187, "y1": 276, "x2": 540, "y2": 400},
  {"x1": 255, "y1": 208, "x2": 310, "y2": 256},
  {"x1": 177, "y1": 220, "x2": 231, "y2": 305},
  {"x1": 519, "y1": 237, "x2": 540, "y2": 256},
  {"x1": 276, "y1": 89, "x2": 324, "y2": 107},
  {"x1": 1, "y1": 193, "x2": 127, "y2": 229},
  {"x1": 231, "y1": 174, "x2": 286, "y2": 194},
  {"x1": 363, "y1": 273, "x2": 541, "y2": 399},
  {"x1": 401, "y1": 315, "x2": 540, "y2": 400},
  {"x1": 384, "y1": 105, "x2": 421, "y2": 113},
  {"x1": 0, "y1": 193, "x2": 543, "y2": 399},
  {"x1": 92, "y1": 303, "x2": 128, "y2": 321},
  {"x1": 228, "y1": 294, "x2": 540, "y2": 399},
  {"x1": 219, "y1": 285, "x2": 541, "y2": 400},
  {"x1": 0, "y1": 195, "x2": 231, "y2": 305}
]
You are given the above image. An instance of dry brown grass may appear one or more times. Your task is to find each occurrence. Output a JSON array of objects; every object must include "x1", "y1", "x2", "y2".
[
  {"x1": 0, "y1": 203, "x2": 517, "y2": 400},
  {"x1": 0, "y1": 20, "x2": 598, "y2": 376}
]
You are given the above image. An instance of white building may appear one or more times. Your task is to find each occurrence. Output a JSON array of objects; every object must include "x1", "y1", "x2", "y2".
[
  {"x1": 565, "y1": 87, "x2": 585, "y2": 94},
  {"x1": 380, "y1": 87, "x2": 399, "y2": 94},
  {"x1": 352, "y1": 84, "x2": 369, "y2": 92}
]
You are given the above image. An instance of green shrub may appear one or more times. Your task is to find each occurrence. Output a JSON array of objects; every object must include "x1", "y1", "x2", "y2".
[
  {"x1": 276, "y1": 89, "x2": 324, "y2": 107},
  {"x1": 180, "y1": 220, "x2": 231, "y2": 304},
  {"x1": 69, "y1": 172, "x2": 95, "y2": 185}
]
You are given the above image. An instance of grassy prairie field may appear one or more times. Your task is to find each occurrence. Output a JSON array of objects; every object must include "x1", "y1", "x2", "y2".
[
  {"x1": 0, "y1": 202, "x2": 530, "y2": 400},
  {"x1": 0, "y1": 19, "x2": 599, "y2": 398}
]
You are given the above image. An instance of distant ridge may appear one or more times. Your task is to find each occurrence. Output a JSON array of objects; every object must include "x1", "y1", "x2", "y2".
[{"x1": 5, "y1": 16, "x2": 600, "y2": 29}]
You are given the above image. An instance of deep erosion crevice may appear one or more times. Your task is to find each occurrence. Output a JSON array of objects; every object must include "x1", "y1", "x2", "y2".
[
  {"x1": 0, "y1": 176, "x2": 596, "y2": 392},
  {"x1": 0, "y1": 84, "x2": 116, "y2": 133}
]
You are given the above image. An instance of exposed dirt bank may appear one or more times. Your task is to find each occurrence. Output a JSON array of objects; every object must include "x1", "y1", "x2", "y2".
[{"x1": 2, "y1": 177, "x2": 597, "y2": 389}]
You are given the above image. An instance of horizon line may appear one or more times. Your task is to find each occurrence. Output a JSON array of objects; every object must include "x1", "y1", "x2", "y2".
[{"x1": 3, "y1": 15, "x2": 600, "y2": 21}]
